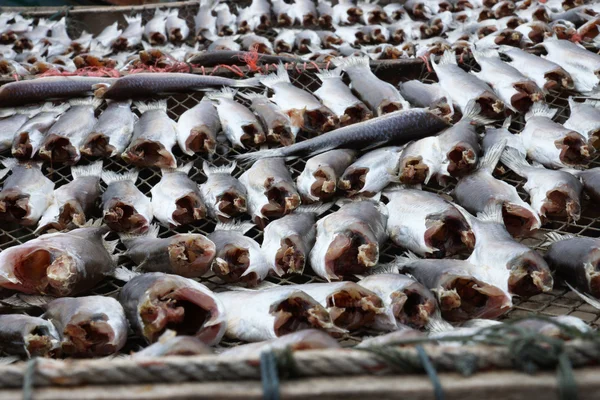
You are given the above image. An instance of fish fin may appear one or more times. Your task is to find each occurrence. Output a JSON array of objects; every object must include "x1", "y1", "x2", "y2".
[
  {"x1": 361, "y1": 140, "x2": 389, "y2": 153},
  {"x1": 501, "y1": 115, "x2": 512, "y2": 129},
  {"x1": 500, "y1": 147, "x2": 529, "y2": 177},
  {"x1": 583, "y1": 99, "x2": 600, "y2": 108},
  {"x1": 101, "y1": 170, "x2": 138, "y2": 185},
  {"x1": 471, "y1": 47, "x2": 500, "y2": 61},
  {"x1": 235, "y1": 148, "x2": 286, "y2": 164},
  {"x1": 0, "y1": 157, "x2": 19, "y2": 170},
  {"x1": 0, "y1": 357, "x2": 18, "y2": 365},
  {"x1": 1, "y1": 293, "x2": 55, "y2": 308},
  {"x1": 237, "y1": 91, "x2": 268, "y2": 101},
  {"x1": 102, "y1": 234, "x2": 120, "y2": 256},
  {"x1": 161, "y1": 161, "x2": 194, "y2": 176},
  {"x1": 81, "y1": 219, "x2": 103, "y2": 228},
  {"x1": 71, "y1": 160, "x2": 103, "y2": 180},
  {"x1": 202, "y1": 161, "x2": 236, "y2": 176},
  {"x1": 369, "y1": 262, "x2": 400, "y2": 275},
  {"x1": 315, "y1": 67, "x2": 343, "y2": 82},
  {"x1": 426, "y1": 309, "x2": 454, "y2": 333},
  {"x1": 476, "y1": 202, "x2": 504, "y2": 223},
  {"x1": 231, "y1": 76, "x2": 262, "y2": 88},
  {"x1": 215, "y1": 220, "x2": 254, "y2": 234},
  {"x1": 42, "y1": 102, "x2": 70, "y2": 114},
  {"x1": 68, "y1": 97, "x2": 103, "y2": 109},
  {"x1": 383, "y1": 183, "x2": 422, "y2": 194},
  {"x1": 525, "y1": 102, "x2": 557, "y2": 121},
  {"x1": 566, "y1": 282, "x2": 600, "y2": 310},
  {"x1": 226, "y1": 280, "x2": 277, "y2": 291},
  {"x1": 437, "y1": 50, "x2": 457, "y2": 66},
  {"x1": 206, "y1": 87, "x2": 237, "y2": 101},
  {"x1": 135, "y1": 99, "x2": 168, "y2": 113},
  {"x1": 259, "y1": 63, "x2": 291, "y2": 88},
  {"x1": 461, "y1": 99, "x2": 495, "y2": 125},
  {"x1": 295, "y1": 202, "x2": 333, "y2": 215},
  {"x1": 479, "y1": 139, "x2": 506, "y2": 174},
  {"x1": 124, "y1": 13, "x2": 142, "y2": 24},
  {"x1": 120, "y1": 223, "x2": 160, "y2": 241},
  {"x1": 542, "y1": 232, "x2": 575, "y2": 247},
  {"x1": 111, "y1": 266, "x2": 141, "y2": 282},
  {"x1": 331, "y1": 55, "x2": 370, "y2": 71}
]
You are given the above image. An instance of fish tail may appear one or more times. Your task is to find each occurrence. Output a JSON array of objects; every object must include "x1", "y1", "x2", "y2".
[
  {"x1": 542, "y1": 232, "x2": 576, "y2": 247},
  {"x1": 235, "y1": 148, "x2": 286, "y2": 164},
  {"x1": 462, "y1": 99, "x2": 494, "y2": 125},
  {"x1": 315, "y1": 67, "x2": 342, "y2": 82},
  {"x1": 161, "y1": 161, "x2": 194, "y2": 176},
  {"x1": 501, "y1": 115, "x2": 512, "y2": 129},
  {"x1": 437, "y1": 50, "x2": 457, "y2": 66},
  {"x1": 500, "y1": 147, "x2": 530, "y2": 177},
  {"x1": 295, "y1": 202, "x2": 333, "y2": 216},
  {"x1": 135, "y1": 99, "x2": 168, "y2": 113},
  {"x1": 68, "y1": 97, "x2": 103, "y2": 109},
  {"x1": 71, "y1": 160, "x2": 103, "y2": 180},
  {"x1": 525, "y1": 102, "x2": 557, "y2": 121},
  {"x1": 232, "y1": 76, "x2": 262, "y2": 88},
  {"x1": 215, "y1": 220, "x2": 254, "y2": 234},
  {"x1": 111, "y1": 266, "x2": 141, "y2": 282},
  {"x1": 202, "y1": 160, "x2": 236, "y2": 176},
  {"x1": 206, "y1": 87, "x2": 237, "y2": 101},
  {"x1": 479, "y1": 138, "x2": 506, "y2": 174},
  {"x1": 237, "y1": 91, "x2": 268, "y2": 101},
  {"x1": 101, "y1": 169, "x2": 138, "y2": 185},
  {"x1": 124, "y1": 13, "x2": 142, "y2": 24},
  {"x1": 332, "y1": 55, "x2": 370, "y2": 71},
  {"x1": 476, "y1": 202, "x2": 504, "y2": 224},
  {"x1": 259, "y1": 62, "x2": 291, "y2": 88}
]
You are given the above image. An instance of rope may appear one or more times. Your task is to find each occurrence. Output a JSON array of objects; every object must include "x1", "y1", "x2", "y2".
[
  {"x1": 260, "y1": 350, "x2": 280, "y2": 400},
  {"x1": 416, "y1": 345, "x2": 445, "y2": 400},
  {"x1": 557, "y1": 352, "x2": 578, "y2": 400},
  {"x1": 22, "y1": 357, "x2": 37, "y2": 400}
]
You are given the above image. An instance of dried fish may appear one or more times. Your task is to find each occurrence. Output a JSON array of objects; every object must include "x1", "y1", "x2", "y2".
[
  {"x1": 481, "y1": 116, "x2": 527, "y2": 158},
  {"x1": 0, "y1": 314, "x2": 60, "y2": 358},
  {"x1": 166, "y1": 9, "x2": 190, "y2": 42},
  {"x1": 356, "y1": 327, "x2": 425, "y2": 347},
  {"x1": 215, "y1": 4, "x2": 237, "y2": 36},
  {"x1": 398, "y1": 80, "x2": 454, "y2": 118},
  {"x1": 396, "y1": 137, "x2": 442, "y2": 185},
  {"x1": 564, "y1": 98, "x2": 600, "y2": 150},
  {"x1": 200, "y1": 162, "x2": 247, "y2": 222},
  {"x1": 132, "y1": 330, "x2": 212, "y2": 358},
  {"x1": 81, "y1": 100, "x2": 136, "y2": 158},
  {"x1": 332, "y1": 0, "x2": 363, "y2": 25},
  {"x1": 297, "y1": 149, "x2": 357, "y2": 202},
  {"x1": 144, "y1": 9, "x2": 169, "y2": 45},
  {"x1": 101, "y1": 170, "x2": 152, "y2": 234},
  {"x1": 113, "y1": 14, "x2": 143, "y2": 50},
  {"x1": 338, "y1": 146, "x2": 404, "y2": 196},
  {"x1": 176, "y1": 97, "x2": 220, "y2": 155},
  {"x1": 94, "y1": 21, "x2": 122, "y2": 48},
  {"x1": 238, "y1": 91, "x2": 294, "y2": 146},
  {"x1": 577, "y1": 167, "x2": 600, "y2": 202},
  {"x1": 0, "y1": 107, "x2": 37, "y2": 152},
  {"x1": 237, "y1": 0, "x2": 271, "y2": 32}
]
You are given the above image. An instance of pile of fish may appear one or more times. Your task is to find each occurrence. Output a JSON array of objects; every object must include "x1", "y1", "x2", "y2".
[{"x1": 0, "y1": 1, "x2": 600, "y2": 361}]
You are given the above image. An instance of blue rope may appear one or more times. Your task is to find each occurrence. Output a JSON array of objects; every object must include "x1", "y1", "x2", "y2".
[
  {"x1": 416, "y1": 345, "x2": 445, "y2": 400},
  {"x1": 557, "y1": 352, "x2": 578, "y2": 400},
  {"x1": 260, "y1": 350, "x2": 280, "y2": 400},
  {"x1": 22, "y1": 357, "x2": 38, "y2": 400}
]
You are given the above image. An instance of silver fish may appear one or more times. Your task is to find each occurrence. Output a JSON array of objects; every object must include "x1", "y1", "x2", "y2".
[
  {"x1": 36, "y1": 161, "x2": 103, "y2": 233},
  {"x1": 317, "y1": 0, "x2": 334, "y2": 27},
  {"x1": 123, "y1": 100, "x2": 177, "y2": 169},
  {"x1": 297, "y1": 149, "x2": 357, "y2": 202},
  {"x1": 384, "y1": 3, "x2": 406, "y2": 21},
  {"x1": 384, "y1": 186, "x2": 474, "y2": 258},
  {"x1": 151, "y1": 162, "x2": 206, "y2": 227},
  {"x1": 481, "y1": 116, "x2": 527, "y2": 158},
  {"x1": 564, "y1": 98, "x2": 600, "y2": 150},
  {"x1": 0, "y1": 159, "x2": 53, "y2": 226},
  {"x1": 0, "y1": 108, "x2": 36, "y2": 152},
  {"x1": 397, "y1": 137, "x2": 442, "y2": 185},
  {"x1": 501, "y1": 149, "x2": 582, "y2": 221},
  {"x1": 338, "y1": 146, "x2": 404, "y2": 196},
  {"x1": 0, "y1": 224, "x2": 117, "y2": 296},
  {"x1": 333, "y1": 25, "x2": 367, "y2": 46},
  {"x1": 241, "y1": 33, "x2": 274, "y2": 54},
  {"x1": 144, "y1": 9, "x2": 169, "y2": 45},
  {"x1": 132, "y1": 330, "x2": 212, "y2": 358},
  {"x1": 332, "y1": 0, "x2": 363, "y2": 25},
  {"x1": 101, "y1": 170, "x2": 152, "y2": 234},
  {"x1": 316, "y1": 31, "x2": 343, "y2": 48},
  {"x1": 119, "y1": 272, "x2": 226, "y2": 344},
  {"x1": 576, "y1": 167, "x2": 600, "y2": 202},
  {"x1": 238, "y1": 91, "x2": 293, "y2": 146},
  {"x1": 195, "y1": 0, "x2": 218, "y2": 40},
  {"x1": 209, "y1": 222, "x2": 270, "y2": 286},
  {"x1": 94, "y1": 21, "x2": 122, "y2": 48},
  {"x1": 398, "y1": 80, "x2": 454, "y2": 118},
  {"x1": 515, "y1": 21, "x2": 552, "y2": 45},
  {"x1": 113, "y1": 14, "x2": 143, "y2": 50},
  {"x1": 217, "y1": 286, "x2": 337, "y2": 342},
  {"x1": 121, "y1": 224, "x2": 215, "y2": 278},
  {"x1": 80, "y1": 100, "x2": 136, "y2": 158},
  {"x1": 207, "y1": 88, "x2": 266, "y2": 149},
  {"x1": 294, "y1": 30, "x2": 321, "y2": 53},
  {"x1": 262, "y1": 204, "x2": 329, "y2": 276},
  {"x1": 359, "y1": 0, "x2": 389, "y2": 24},
  {"x1": 239, "y1": 157, "x2": 301, "y2": 227},
  {"x1": 453, "y1": 140, "x2": 541, "y2": 237},
  {"x1": 520, "y1": 103, "x2": 590, "y2": 168},
  {"x1": 44, "y1": 296, "x2": 127, "y2": 357},
  {"x1": 39, "y1": 97, "x2": 101, "y2": 165},
  {"x1": 200, "y1": 162, "x2": 247, "y2": 222},
  {"x1": 207, "y1": 35, "x2": 241, "y2": 51},
  {"x1": 358, "y1": 273, "x2": 437, "y2": 330},
  {"x1": 273, "y1": 28, "x2": 296, "y2": 52},
  {"x1": 0, "y1": 314, "x2": 60, "y2": 358},
  {"x1": 166, "y1": 9, "x2": 190, "y2": 42},
  {"x1": 310, "y1": 200, "x2": 388, "y2": 281},
  {"x1": 176, "y1": 97, "x2": 220, "y2": 155},
  {"x1": 356, "y1": 327, "x2": 425, "y2": 347},
  {"x1": 12, "y1": 102, "x2": 70, "y2": 159},
  {"x1": 215, "y1": 4, "x2": 237, "y2": 36},
  {"x1": 236, "y1": 0, "x2": 271, "y2": 33},
  {"x1": 513, "y1": 315, "x2": 591, "y2": 338},
  {"x1": 291, "y1": 0, "x2": 318, "y2": 26}
]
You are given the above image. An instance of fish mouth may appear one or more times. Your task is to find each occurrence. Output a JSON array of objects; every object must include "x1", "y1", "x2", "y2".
[
  {"x1": 424, "y1": 215, "x2": 475, "y2": 258},
  {"x1": 186, "y1": 126, "x2": 217, "y2": 154},
  {"x1": 260, "y1": 180, "x2": 301, "y2": 221},
  {"x1": 319, "y1": 15, "x2": 333, "y2": 29},
  {"x1": 494, "y1": 2, "x2": 515, "y2": 18},
  {"x1": 399, "y1": 156, "x2": 430, "y2": 185},
  {"x1": 578, "y1": 19, "x2": 600, "y2": 41},
  {"x1": 25, "y1": 327, "x2": 57, "y2": 358},
  {"x1": 324, "y1": 36, "x2": 343, "y2": 48},
  {"x1": 74, "y1": 55, "x2": 115, "y2": 70},
  {"x1": 277, "y1": 13, "x2": 293, "y2": 27},
  {"x1": 366, "y1": 11, "x2": 387, "y2": 25},
  {"x1": 325, "y1": 231, "x2": 379, "y2": 279},
  {"x1": 478, "y1": 9, "x2": 494, "y2": 21},
  {"x1": 40, "y1": 201, "x2": 87, "y2": 233},
  {"x1": 169, "y1": 29, "x2": 184, "y2": 43},
  {"x1": 297, "y1": 39, "x2": 315, "y2": 54},
  {"x1": 541, "y1": 188, "x2": 580, "y2": 221},
  {"x1": 62, "y1": 314, "x2": 117, "y2": 357},
  {"x1": 340, "y1": 105, "x2": 373, "y2": 126},
  {"x1": 476, "y1": 97, "x2": 505, "y2": 119},
  {"x1": 216, "y1": 191, "x2": 247, "y2": 221},
  {"x1": 112, "y1": 37, "x2": 129, "y2": 52},
  {"x1": 123, "y1": 140, "x2": 176, "y2": 169},
  {"x1": 239, "y1": 123, "x2": 267, "y2": 148},
  {"x1": 39, "y1": 135, "x2": 79, "y2": 165},
  {"x1": 218, "y1": 26, "x2": 235, "y2": 36},
  {"x1": 305, "y1": 109, "x2": 339, "y2": 133},
  {"x1": 508, "y1": 253, "x2": 554, "y2": 296},
  {"x1": 377, "y1": 100, "x2": 402, "y2": 116},
  {"x1": 172, "y1": 193, "x2": 206, "y2": 226},
  {"x1": 167, "y1": 236, "x2": 216, "y2": 278},
  {"x1": 12, "y1": 248, "x2": 77, "y2": 296},
  {"x1": 252, "y1": 42, "x2": 272, "y2": 55},
  {"x1": 310, "y1": 168, "x2": 337, "y2": 201},
  {"x1": 267, "y1": 124, "x2": 295, "y2": 146},
  {"x1": 0, "y1": 192, "x2": 31, "y2": 224},
  {"x1": 0, "y1": 32, "x2": 16, "y2": 43},
  {"x1": 275, "y1": 236, "x2": 306, "y2": 275},
  {"x1": 370, "y1": 29, "x2": 387, "y2": 44},
  {"x1": 104, "y1": 201, "x2": 149, "y2": 234},
  {"x1": 140, "y1": 286, "x2": 219, "y2": 344},
  {"x1": 376, "y1": 46, "x2": 403, "y2": 60},
  {"x1": 81, "y1": 133, "x2": 116, "y2": 157},
  {"x1": 495, "y1": 30, "x2": 522, "y2": 47},
  {"x1": 588, "y1": 129, "x2": 600, "y2": 151},
  {"x1": 533, "y1": 8, "x2": 550, "y2": 22},
  {"x1": 437, "y1": 277, "x2": 510, "y2": 322},
  {"x1": 391, "y1": 286, "x2": 437, "y2": 329},
  {"x1": 275, "y1": 42, "x2": 293, "y2": 53},
  {"x1": 326, "y1": 287, "x2": 384, "y2": 331},
  {"x1": 501, "y1": 203, "x2": 540, "y2": 237},
  {"x1": 338, "y1": 167, "x2": 368, "y2": 196},
  {"x1": 212, "y1": 245, "x2": 258, "y2": 286},
  {"x1": 556, "y1": 133, "x2": 590, "y2": 167},
  {"x1": 446, "y1": 144, "x2": 478, "y2": 177},
  {"x1": 391, "y1": 30, "x2": 405, "y2": 44},
  {"x1": 149, "y1": 32, "x2": 167, "y2": 45},
  {"x1": 543, "y1": 71, "x2": 575, "y2": 91},
  {"x1": 13, "y1": 38, "x2": 33, "y2": 51},
  {"x1": 410, "y1": 3, "x2": 427, "y2": 19},
  {"x1": 527, "y1": 26, "x2": 549, "y2": 44},
  {"x1": 272, "y1": 294, "x2": 335, "y2": 336},
  {"x1": 510, "y1": 82, "x2": 542, "y2": 113}
]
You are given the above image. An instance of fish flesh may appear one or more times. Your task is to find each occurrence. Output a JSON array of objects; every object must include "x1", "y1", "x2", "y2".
[
  {"x1": 235, "y1": 108, "x2": 448, "y2": 163},
  {"x1": 501, "y1": 149, "x2": 582, "y2": 221},
  {"x1": 132, "y1": 330, "x2": 212, "y2": 358},
  {"x1": 123, "y1": 100, "x2": 177, "y2": 169},
  {"x1": 453, "y1": 140, "x2": 541, "y2": 237},
  {"x1": 576, "y1": 167, "x2": 600, "y2": 202},
  {"x1": 358, "y1": 273, "x2": 437, "y2": 330},
  {"x1": 238, "y1": 91, "x2": 294, "y2": 146},
  {"x1": 113, "y1": 14, "x2": 143, "y2": 50},
  {"x1": 0, "y1": 314, "x2": 60, "y2": 358},
  {"x1": 297, "y1": 149, "x2": 357, "y2": 202},
  {"x1": 540, "y1": 38, "x2": 600, "y2": 93},
  {"x1": 338, "y1": 146, "x2": 404, "y2": 196},
  {"x1": 207, "y1": 88, "x2": 266, "y2": 148},
  {"x1": 121, "y1": 224, "x2": 215, "y2": 278},
  {"x1": 101, "y1": 170, "x2": 152, "y2": 234},
  {"x1": 0, "y1": 224, "x2": 117, "y2": 296},
  {"x1": 262, "y1": 204, "x2": 329, "y2": 276},
  {"x1": 209, "y1": 222, "x2": 270, "y2": 286},
  {"x1": 396, "y1": 137, "x2": 442, "y2": 185},
  {"x1": 166, "y1": 9, "x2": 190, "y2": 42},
  {"x1": 0, "y1": 159, "x2": 54, "y2": 226},
  {"x1": 80, "y1": 100, "x2": 136, "y2": 158},
  {"x1": 151, "y1": 162, "x2": 206, "y2": 227},
  {"x1": 119, "y1": 272, "x2": 226, "y2": 344},
  {"x1": 389, "y1": 253, "x2": 512, "y2": 321},
  {"x1": 239, "y1": 157, "x2": 301, "y2": 227},
  {"x1": 520, "y1": 103, "x2": 590, "y2": 168},
  {"x1": 398, "y1": 80, "x2": 454, "y2": 118},
  {"x1": 216, "y1": 286, "x2": 337, "y2": 342},
  {"x1": 564, "y1": 98, "x2": 600, "y2": 150},
  {"x1": 44, "y1": 296, "x2": 128, "y2": 357},
  {"x1": 36, "y1": 161, "x2": 103, "y2": 233},
  {"x1": 310, "y1": 200, "x2": 388, "y2": 281},
  {"x1": 176, "y1": 97, "x2": 220, "y2": 155},
  {"x1": 39, "y1": 97, "x2": 101, "y2": 165},
  {"x1": 200, "y1": 162, "x2": 247, "y2": 222},
  {"x1": 384, "y1": 185, "x2": 475, "y2": 258},
  {"x1": 144, "y1": 9, "x2": 168, "y2": 45}
]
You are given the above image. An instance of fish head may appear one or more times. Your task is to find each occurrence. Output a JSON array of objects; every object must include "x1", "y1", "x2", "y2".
[
  {"x1": 123, "y1": 140, "x2": 177, "y2": 169},
  {"x1": 211, "y1": 242, "x2": 258, "y2": 286},
  {"x1": 167, "y1": 235, "x2": 216, "y2": 278},
  {"x1": 171, "y1": 192, "x2": 207, "y2": 226},
  {"x1": 555, "y1": 131, "x2": 591, "y2": 167},
  {"x1": 507, "y1": 250, "x2": 553, "y2": 296},
  {"x1": 325, "y1": 284, "x2": 384, "y2": 331},
  {"x1": 270, "y1": 291, "x2": 340, "y2": 336},
  {"x1": 39, "y1": 134, "x2": 80, "y2": 165},
  {"x1": 501, "y1": 202, "x2": 541, "y2": 238},
  {"x1": 103, "y1": 199, "x2": 150, "y2": 234},
  {"x1": 445, "y1": 142, "x2": 479, "y2": 178},
  {"x1": 274, "y1": 234, "x2": 307, "y2": 275},
  {"x1": 390, "y1": 282, "x2": 437, "y2": 329},
  {"x1": 424, "y1": 212, "x2": 476, "y2": 258},
  {"x1": 324, "y1": 227, "x2": 380, "y2": 279}
]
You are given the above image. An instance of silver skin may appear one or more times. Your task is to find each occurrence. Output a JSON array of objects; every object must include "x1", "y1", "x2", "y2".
[
  {"x1": 274, "y1": 29, "x2": 296, "y2": 52},
  {"x1": 564, "y1": 98, "x2": 600, "y2": 150},
  {"x1": 132, "y1": 331, "x2": 212, "y2": 358},
  {"x1": 44, "y1": 296, "x2": 128, "y2": 357},
  {"x1": 333, "y1": 56, "x2": 409, "y2": 116},
  {"x1": 144, "y1": 9, "x2": 168, "y2": 45},
  {"x1": 238, "y1": 92, "x2": 293, "y2": 146},
  {"x1": 151, "y1": 163, "x2": 206, "y2": 228},
  {"x1": 332, "y1": 0, "x2": 363, "y2": 25},
  {"x1": 310, "y1": 200, "x2": 388, "y2": 281},
  {"x1": 482, "y1": 117, "x2": 527, "y2": 159},
  {"x1": 166, "y1": 9, "x2": 190, "y2": 42},
  {"x1": 436, "y1": 112, "x2": 482, "y2": 181},
  {"x1": 207, "y1": 36, "x2": 241, "y2": 51},
  {"x1": 36, "y1": 161, "x2": 103, "y2": 233},
  {"x1": 398, "y1": 80, "x2": 453, "y2": 117},
  {"x1": 216, "y1": 286, "x2": 337, "y2": 342},
  {"x1": 200, "y1": 162, "x2": 248, "y2": 222},
  {"x1": 501, "y1": 149, "x2": 583, "y2": 221},
  {"x1": 176, "y1": 97, "x2": 220, "y2": 155},
  {"x1": 215, "y1": 4, "x2": 237, "y2": 36},
  {"x1": 338, "y1": 146, "x2": 404, "y2": 196},
  {"x1": 0, "y1": 159, "x2": 54, "y2": 226},
  {"x1": 356, "y1": 327, "x2": 425, "y2": 348},
  {"x1": 236, "y1": 0, "x2": 271, "y2": 32},
  {"x1": 0, "y1": 225, "x2": 117, "y2": 297},
  {"x1": 195, "y1": 0, "x2": 218, "y2": 39},
  {"x1": 272, "y1": 0, "x2": 294, "y2": 25},
  {"x1": 294, "y1": 30, "x2": 322, "y2": 53},
  {"x1": 513, "y1": 315, "x2": 592, "y2": 338},
  {"x1": 291, "y1": 0, "x2": 318, "y2": 26},
  {"x1": 576, "y1": 167, "x2": 600, "y2": 202},
  {"x1": 297, "y1": 149, "x2": 357, "y2": 203},
  {"x1": 358, "y1": 0, "x2": 388, "y2": 24},
  {"x1": 119, "y1": 272, "x2": 226, "y2": 345},
  {"x1": 241, "y1": 34, "x2": 274, "y2": 53},
  {"x1": 0, "y1": 112, "x2": 30, "y2": 152},
  {"x1": 101, "y1": 170, "x2": 152, "y2": 234},
  {"x1": 540, "y1": 38, "x2": 600, "y2": 93},
  {"x1": 0, "y1": 314, "x2": 60, "y2": 358},
  {"x1": 113, "y1": 14, "x2": 143, "y2": 49},
  {"x1": 81, "y1": 100, "x2": 136, "y2": 158},
  {"x1": 384, "y1": 186, "x2": 474, "y2": 258},
  {"x1": 397, "y1": 137, "x2": 442, "y2": 185},
  {"x1": 220, "y1": 329, "x2": 340, "y2": 358},
  {"x1": 94, "y1": 21, "x2": 122, "y2": 47}
]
